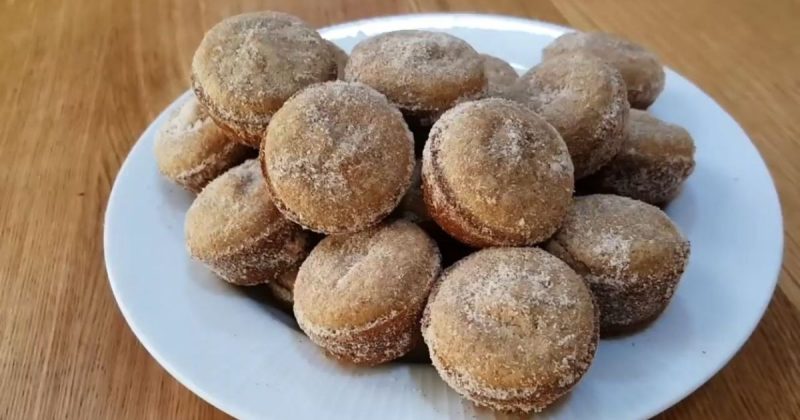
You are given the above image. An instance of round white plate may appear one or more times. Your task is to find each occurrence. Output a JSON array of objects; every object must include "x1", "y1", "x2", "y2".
[{"x1": 105, "y1": 13, "x2": 784, "y2": 420}]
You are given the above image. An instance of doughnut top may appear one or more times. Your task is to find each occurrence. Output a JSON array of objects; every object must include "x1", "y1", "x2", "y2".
[
  {"x1": 294, "y1": 219, "x2": 441, "y2": 331},
  {"x1": 543, "y1": 32, "x2": 665, "y2": 108},
  {"x1": 191, "y1": 12, "x2": 336, "y2": 127},
  {"x1": 480, "y1": 54, "x2": 518, "y2": 98},
  {"x1": 423, "y1": 98, "x2": 573, "y2": 244},
  {"x1": 514, "y1": 53, "x2": 628, "y2": 178},
  {"x1": 344, "y1": 30, "x2": 486, "y2": 114},
  {"x1": 185, "y1": 159, "x2": 291, "y2": 258},
  {"x1": 549, "y1": 194, "x2": 689, "y2": 286},
  {"x1": 154, "y1": 95, "x2": 240, "y2": 180},
  {"x1": 262, "y1": 81, "x2": 414, "y2": 233},
  {"x1": 423, "y1": 247, "x2": 596, "y2": 395}
]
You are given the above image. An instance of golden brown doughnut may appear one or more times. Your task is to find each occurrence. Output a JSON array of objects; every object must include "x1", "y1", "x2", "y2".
[
  {"x1": 480, "y1": 54, "x2": 518, "y2": 98},
  {"x1": 545, "y1": 194, "x2": 690, "y2": 334},
  {"x1": 261, "y1": 81, "x2": 414, "y2": 234},
  {"x1": 422, "y1": 247, "x2": 598, "y2": 413},
  {"x1": 422, "y1": 98, "x2": 574, "y2": 247},
  {"x1": 344, "y1": 30, "x2": 486, "y2": 121},
  {"x1": 513, "y1": 53, "x2": 629, "y2": 179},
  {"x1": 191, "y1": 12, "x2": 337, "y2": 147},
  {"x1": 543, "y1": 31, "x2": 666, "y2": 109},
  {"x1": 154, "y1": 95, "x2": 254, "y2": 193},
  {"x1": 185, "y1": 159, "x2": 310, "y2": 286},
  {"x1": 580, "y1": 109, "x2": 696, "y2": 205},
  {"x1": 293, "y1": 219, "x2": 441, "y2": 365}
]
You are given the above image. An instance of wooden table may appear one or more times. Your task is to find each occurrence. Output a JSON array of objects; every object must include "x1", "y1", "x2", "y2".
[{"x1": 2, "y1": 0, "x2": 799, "y2": 418}]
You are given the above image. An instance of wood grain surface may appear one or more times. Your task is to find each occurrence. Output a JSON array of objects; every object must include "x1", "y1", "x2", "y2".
[{"x1": 1, "y1": 0, "x2": 798, "y2": 418}]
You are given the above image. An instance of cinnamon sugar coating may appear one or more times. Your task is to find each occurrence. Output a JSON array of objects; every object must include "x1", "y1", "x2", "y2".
[
  {"x1": 422, "y1": 247, "x2": 598, "y2": 413},
  {"x1": 191, "y1": 12, "x2": 337, "y2": 147},
  {"x1": 185, "y1": 159, "x2": 310, "y2": 286},
  {"x1": 294, "y1": 220, "x2": 441, "y2": 365},
  {"x1": 580, "y1": 110, "x2": 696, "y2": 205},
  {"x1": 543, "y1": 31, "x2": 666, "y2": 109},
  {"x1": 344, "y1": 30, "x2": 486, "y2": 120},
  {"x1": 480, "y1": 54, "x2": 518, "y2": 98},
  {"x1": 513, "y1": 53, "x2": 629, "y2": 179},
  {"x1": 545, "y1": 194, "x2": 690, "y2": 334},
  {"x1": 154, "y1": 95, "x2": 254, "y2": 193},
  {"x1": 261, "y1": 81, "x2": 414, "y2": 234},
  {"x1": 422, "y1": 98, "x2": 574, "y2": 247}
]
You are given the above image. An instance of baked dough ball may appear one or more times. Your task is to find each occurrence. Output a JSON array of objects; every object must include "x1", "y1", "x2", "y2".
[
  {"x1": 513, "y1": 53, "x2": 629, "y2": 179},
  {"x1": 422, "y1": 247, "x2": 598, "y2": 413},
  {"x1": 480, "y1": 54, "x2": 518, "y2": 98},
  {"x1": 580, "y1": 109, "x2": 696, "y2": 205},
  {"x1": 422, "y1": 98, "x2": 573, "y2": 247},
  {"x1": 185, "y1": 159, "x2": 311, "y2": 286},
  {"x1": 192, "y1": 12, "x2": 337, "y2": 147},
  {"x1": 545, "y1": 194, "x2": 690, "y2": 334},
  {"x1": 294, "y1": 220, "x2": 441, "y2": 365},
  {"x1": 543, "y1": 31, "x2": 666, "y2": 109},
  {"x1": 261, "y1": 81, "x2": 414, "y2": 234},
  {"x1": 154, "y1": 95, "x2": 253, "y2": 192},
  {"x1": 345, "y1": 30, "x2": 486, "y2": 122}
]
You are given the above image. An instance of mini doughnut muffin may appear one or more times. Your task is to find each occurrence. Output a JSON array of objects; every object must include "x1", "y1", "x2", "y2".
[
  {"x1": 545, "y1": 194, "x2": 690, "y2": 334},
  {"x1": 345, "y1": 30, "x2": 486, "y2": 123},
  {"x1": 191, "y1": 12, "x2": 337, "y2": 147},
  {"x1": 293, "y1": 219, "x2": 441, "y2": 365},
  {"x1": 580, "y1": 110, "x2": 696, "y2": 205},
  {"x1": 325, "y1": 40, "x2": 349, "y2": 79},
  {"x1": 422, "y1": 247, "x2": 598, "y2": 413},
  {"x1": 422, "y1": 98, "x2": 574, "y2": 247},
  {"x1": 154, "y1": 95, "x2": 253, "y2": 192},
  {"x1": 185, "y1": 159, "x2": 310, "y2": 286},
  {"x1": 268, "y1": 266, "x2": 298, "y2": 306},
  {"x1": 480, "y1": 54, "x2": 519, "y2": 98},
  {"x1": 513, "y1": 53, "x2": 629, "y2": 179},
  {"x1": 261, "y1": 81, "x2": 414, "y2": 234},
  {"x1": 543, "y1": 31, "x2": 666, "y2": 109}
]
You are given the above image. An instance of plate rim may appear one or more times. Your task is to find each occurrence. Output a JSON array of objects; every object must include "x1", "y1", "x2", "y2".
[{"x1": 104, "y1": 12, "x2": 785, "y2": 420}]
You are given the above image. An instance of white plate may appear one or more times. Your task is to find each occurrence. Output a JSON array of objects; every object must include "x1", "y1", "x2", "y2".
[{"x1": 104, "y1": 13, "x2": 784, "y2": 420}]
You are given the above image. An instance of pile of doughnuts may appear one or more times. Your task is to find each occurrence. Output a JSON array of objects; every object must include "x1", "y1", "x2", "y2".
[{"x1": 154, "y1": 11, "x2": 694, "y2": 413}]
